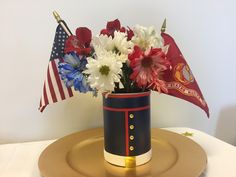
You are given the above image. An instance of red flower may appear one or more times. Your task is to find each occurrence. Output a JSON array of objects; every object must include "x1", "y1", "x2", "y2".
[
  {"x1": 127, "y1": 27, "x2": 134, "y2": 41},
  {"x1": 128, "y1": 46, "x2": 170, "y2": 93},
  {"x1": 100, "y1": 19, "x2": 134, "y2": 40},
  {"x1": 100, "y1": 19, "x2": 121, "y2": 37},
  {"x1": 65, "y1": 27, "x2": 92, "y2": 56}
]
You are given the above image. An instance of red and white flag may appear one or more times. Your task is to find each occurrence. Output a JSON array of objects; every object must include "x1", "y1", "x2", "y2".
[
  {"x1": 161, "y1": 33, "x2": 209, "y2": 117},
  {"x1": 39, "y1": 23, "x2": 73, "y2": 112}
]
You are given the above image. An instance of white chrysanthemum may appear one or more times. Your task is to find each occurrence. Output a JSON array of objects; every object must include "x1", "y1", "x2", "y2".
[
  {"x1": 92, "y1": 31, "x2": 133, "y2": 63},
  {"x1": 83, "y1": 51, "x2": 123, "y2": 92},
  {"x1": 132, "y1": 25, "x2": 164, "y2": 50}
]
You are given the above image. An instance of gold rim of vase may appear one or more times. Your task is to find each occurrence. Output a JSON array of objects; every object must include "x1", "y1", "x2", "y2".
[{"x1": 104, "y1": 149, "x2": 152, "y2": 167}]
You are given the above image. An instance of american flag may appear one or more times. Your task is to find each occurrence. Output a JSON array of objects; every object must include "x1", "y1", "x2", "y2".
[{"x1": 39, "y1": 22, "x2": 73, "y2": 112}]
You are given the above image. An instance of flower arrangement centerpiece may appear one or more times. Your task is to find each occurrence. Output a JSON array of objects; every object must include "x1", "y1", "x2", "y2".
[
  {"x1": 58, "y1": 19, "x2": 171, "y2": 167},
  {"x1": 39, "y1": 15, "x2": 209, "y2": 167},
  {"x1": 59, "y1": 19, "x2": 170, "y2": 95}
]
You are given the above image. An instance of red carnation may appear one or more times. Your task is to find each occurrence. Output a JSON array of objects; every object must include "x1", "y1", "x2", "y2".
[
  {"x1": 128, "y1": 46, "x2": 171, "y2": 93},
  {"x1": 65, "y1": 27, "x2": 92, "y2": 56}
]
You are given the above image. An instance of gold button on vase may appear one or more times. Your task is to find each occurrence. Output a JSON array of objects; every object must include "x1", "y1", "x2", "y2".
[
  {"x1": 129, "y1": 125, "x2": 134, "y2": 130},
  {"x1": 130, "y1": 135, "x2": 134, "y2": 140},
  {"x1": 129, "y1": 146, "x2": 134, "y2": 151},
  {"x1": 129, "y1": 114, "x2": 134, "y2": 118}
]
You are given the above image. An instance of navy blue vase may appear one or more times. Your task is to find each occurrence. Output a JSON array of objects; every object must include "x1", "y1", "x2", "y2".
[{"x1": 103, "y1": 92, "x2": 151, "y2": 167}]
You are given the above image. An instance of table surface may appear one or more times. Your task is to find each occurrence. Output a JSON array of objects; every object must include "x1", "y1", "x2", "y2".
[{"x1": 0, "y1": 127, "x2": 236, "y2": 177}]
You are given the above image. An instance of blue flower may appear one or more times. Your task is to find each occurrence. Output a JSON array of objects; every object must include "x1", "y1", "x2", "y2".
[{"x1": 58, "y1": 52, "x2": 91, "y2": 93}]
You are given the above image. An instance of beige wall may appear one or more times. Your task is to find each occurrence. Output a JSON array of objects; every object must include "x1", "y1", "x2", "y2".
[{"x1": 0, "y1": 0, "x2": 236, "y2": 145}]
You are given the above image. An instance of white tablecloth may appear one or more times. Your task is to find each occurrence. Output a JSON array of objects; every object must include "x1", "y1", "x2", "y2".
[{"x1": 0, "y1": 127, "x2": 236, "y2": 177}]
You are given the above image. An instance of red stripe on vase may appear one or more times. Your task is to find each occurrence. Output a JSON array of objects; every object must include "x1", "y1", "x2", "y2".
[
  {"x1": 103, "y1": 105, "x2": 150, "y2": 112},
  {"x1": 103, "y1": 92, "x2": 150, "y2": 98}
]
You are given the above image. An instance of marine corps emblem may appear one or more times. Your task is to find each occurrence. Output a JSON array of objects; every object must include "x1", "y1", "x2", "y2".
[{"x1": 173, "y1": 62, "x2": 194, "y2": 85}]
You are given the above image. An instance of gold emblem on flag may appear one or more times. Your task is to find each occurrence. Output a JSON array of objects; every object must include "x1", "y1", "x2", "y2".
[{"x1": 174, "y1": 62, "x2": 194, "y2": 85}]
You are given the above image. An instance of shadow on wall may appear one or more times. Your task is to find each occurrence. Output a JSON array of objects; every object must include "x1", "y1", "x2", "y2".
[{"x1": 215, "y1": 105, "x2": 236, "y2": 146}]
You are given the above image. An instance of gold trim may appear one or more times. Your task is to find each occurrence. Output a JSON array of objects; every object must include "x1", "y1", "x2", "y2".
[
  {"x1": 104, "y1": 149, "x2": 152, "y2": 167},
  {"x1": 125, "y1": 157, "x2": 136, "y2": 168},
  {"x1": 53, "y1": 11, "x2": 61, "y2": 23}
]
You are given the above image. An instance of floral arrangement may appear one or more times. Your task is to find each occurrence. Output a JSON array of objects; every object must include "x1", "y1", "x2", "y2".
[
  {"x1": 39, "y1": 16, "x2": 209, "y2": 116},
  {"x1": 58, "y1": 19, "x2": 171, "y2": 95}
]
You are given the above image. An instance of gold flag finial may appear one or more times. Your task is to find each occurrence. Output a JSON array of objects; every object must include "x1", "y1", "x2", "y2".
[
  {"x1": 52, "y1": 11, "x2": 72, "y2": 36},
  {"x1": 53, "y1": 11, "x2": 61, "y2": 23},
  {"x1": 161, "y1": 18, "x2": 167, "y2": 33}
]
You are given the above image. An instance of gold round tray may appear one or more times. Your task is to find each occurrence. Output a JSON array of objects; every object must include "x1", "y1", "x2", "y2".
[{"x1": 38, "y1": 128, "x2": 207, "y2": 177}]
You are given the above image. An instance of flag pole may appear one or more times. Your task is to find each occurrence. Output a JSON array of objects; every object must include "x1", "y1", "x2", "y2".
[
  {"x1": 53, "y1": 11, "x2": 73, "y2": 36},
  {"x1": 161, "y1": 18, "x2": 166, "y2": 33}
]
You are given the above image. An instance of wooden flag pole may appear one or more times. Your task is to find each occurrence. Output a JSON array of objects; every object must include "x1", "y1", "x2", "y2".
[{"x1": 53, "y1": 11, "x2": 73, "y2": 36}]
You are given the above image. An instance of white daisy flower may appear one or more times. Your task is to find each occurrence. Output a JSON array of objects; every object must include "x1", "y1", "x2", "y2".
[
  {"x1": 83, "y1": 51, "x2": 123, "y2": 92},
  {"x1": 92, "y1": 31, "x2": 133, "y2": 63},
  {"x1": 132, "y1": 25, "x2": 164, "y2": 50}
]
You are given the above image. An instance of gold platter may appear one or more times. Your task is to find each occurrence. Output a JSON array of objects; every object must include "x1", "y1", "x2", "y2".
[{"x1": 38, "y1": 128, "x2": 207, "y2": 177}]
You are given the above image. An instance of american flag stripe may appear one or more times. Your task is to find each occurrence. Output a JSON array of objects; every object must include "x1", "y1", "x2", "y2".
[
  {"x1": 39, "y1": 103, "x2": 46, "y2": 112},
  {"x1": 51, "y1": 59, "x2": 65, "y2": 100},
  {"x1": 45, "y1": 72, "x2": 53, "y2": 104},
  {"x1": 39, "y1": 88, "x2": 45, "y2": 112},
  {"x1": 43, "y1": 82, "x2": 49, "y2": 106},
  {"x1": 39, "y1": 97, "x2": 43, "y2": 110},
  {"x1": 68, "y1": 85, "x2": 73, "y2": 97},
  {"x1": 39, "y1": 60, "x2": 73, "y2": 112},
  {"x1": 39, "y1": 82, "x2": 49, "y2": 112},
  {"x1": 47, "y1": 65, "x2": 57, "y2": 103}
]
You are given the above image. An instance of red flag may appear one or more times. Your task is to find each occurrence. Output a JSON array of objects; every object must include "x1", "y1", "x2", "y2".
[{"x1": 161, "y1": 33, "x2": 209, "y2": 117}]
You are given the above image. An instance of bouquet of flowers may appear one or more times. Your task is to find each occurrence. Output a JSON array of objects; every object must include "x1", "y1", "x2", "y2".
[
  {"x1": 58, "y1": 19, "x2": 170, "y2": 95},
  {"x1": 39, "y1": 16, "x2": 209, "y2": 117}
]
